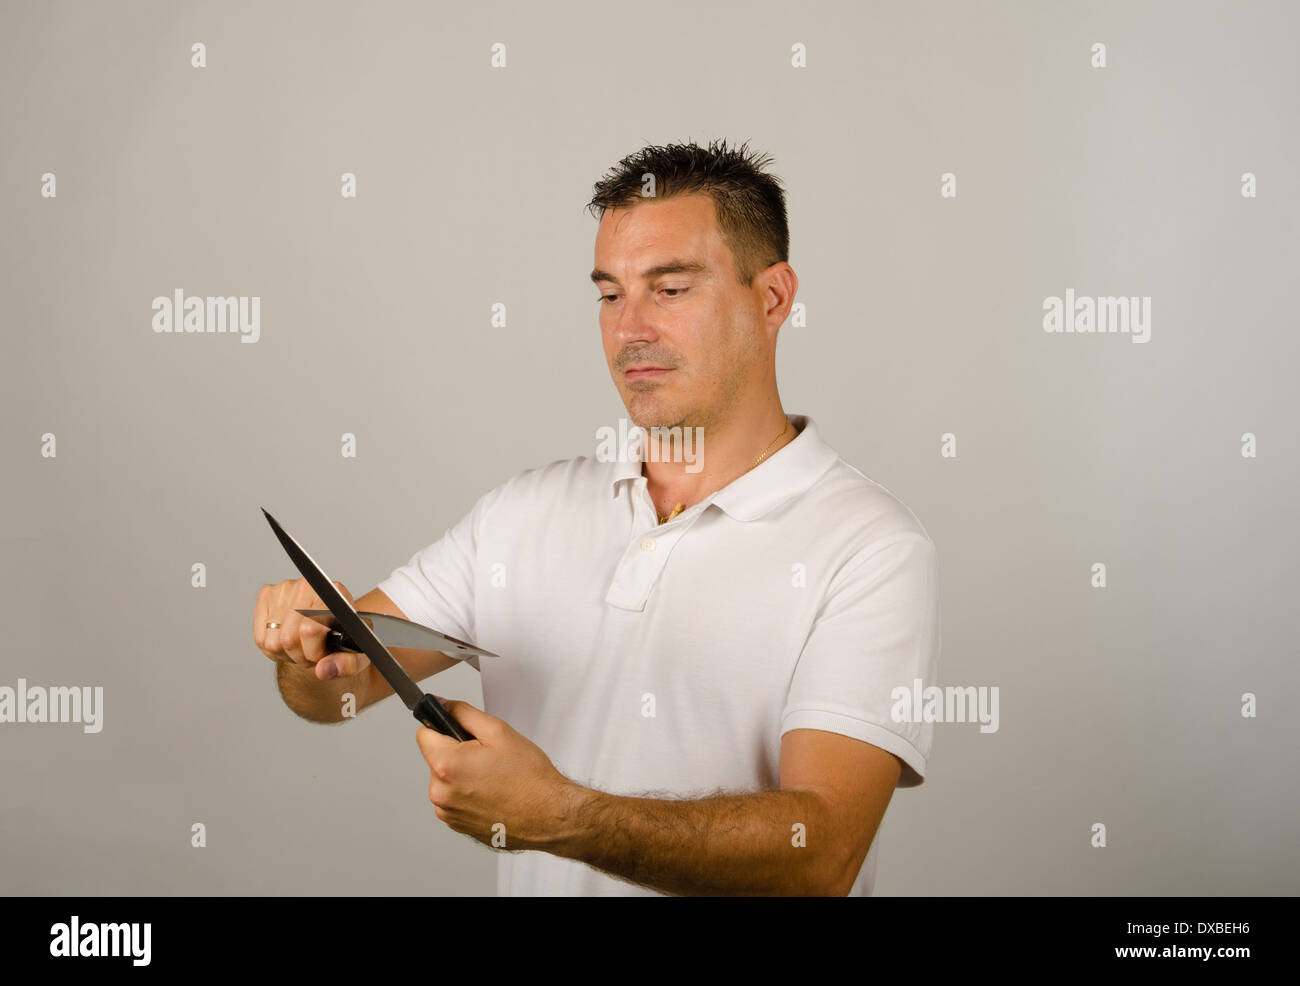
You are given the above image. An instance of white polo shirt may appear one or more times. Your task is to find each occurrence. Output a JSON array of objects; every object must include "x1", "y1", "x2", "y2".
[{"x1": 377, "y1": 414, "x2": 941, "y2": 896}]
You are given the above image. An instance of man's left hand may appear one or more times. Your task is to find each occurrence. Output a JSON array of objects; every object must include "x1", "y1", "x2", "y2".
[{"x1": 416, "y1": 698, "x2": 580, "y2": 852}]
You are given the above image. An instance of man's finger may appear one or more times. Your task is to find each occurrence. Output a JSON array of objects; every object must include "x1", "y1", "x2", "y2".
[
  {"x1": 436, "y1": 698, "x2": 497, "y2": 739},
  {"x1": 416, "y1": 725, "x2": 459, "y2": 763}
]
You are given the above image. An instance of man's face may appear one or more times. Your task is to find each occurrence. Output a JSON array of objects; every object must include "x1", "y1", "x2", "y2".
[{"x1": 591, "y1": 193, "x2": 768, "y2": 431}]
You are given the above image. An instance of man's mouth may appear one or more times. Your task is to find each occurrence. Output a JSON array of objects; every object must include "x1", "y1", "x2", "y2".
[{"x1": 625, "y1": 365, "x2": 674, "y2": 381}]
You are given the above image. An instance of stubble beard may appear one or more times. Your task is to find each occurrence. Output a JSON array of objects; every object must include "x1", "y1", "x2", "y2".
[{"x1": 624, "y1": 362, "x2": 747, "y2": 436}]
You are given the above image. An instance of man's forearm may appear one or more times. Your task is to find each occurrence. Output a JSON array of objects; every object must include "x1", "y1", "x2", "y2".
[{"x1": 544, "y1": 784, "x2": 849, "y2": 896}]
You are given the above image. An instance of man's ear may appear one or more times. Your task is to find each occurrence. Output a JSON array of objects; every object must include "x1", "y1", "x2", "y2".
[{"x1": 762, "y1": 262, "x2": 798, "y2": 334}]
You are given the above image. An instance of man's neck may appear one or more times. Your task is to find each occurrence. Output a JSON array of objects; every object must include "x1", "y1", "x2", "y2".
[{"x1": 641, "y1": 405, "x2": 796, "y2": 520}]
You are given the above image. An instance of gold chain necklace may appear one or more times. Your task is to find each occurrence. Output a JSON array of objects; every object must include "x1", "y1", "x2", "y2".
[
  {"x1": 749, "y1": 419, "x2": 791, "y2": 471},
  {"x1": 656, "y1": 419, "x2": 791, "y2": 524}
]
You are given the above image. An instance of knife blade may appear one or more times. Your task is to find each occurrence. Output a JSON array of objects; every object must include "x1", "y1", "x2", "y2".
[
  {"x1": 295, "y1": 609, "x2": 496, "y2": 663},
  {"x1": 261, "y1": 507, "x2": 473, "y2": 741}
]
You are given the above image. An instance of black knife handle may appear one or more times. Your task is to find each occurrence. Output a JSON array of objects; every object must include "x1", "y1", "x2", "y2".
[
  {"x1": 324, "y1": 629, "x2": 352, "y2": 653},
  {"x1": 414, "y1": 693, "x2": 475, "y2": 742}
]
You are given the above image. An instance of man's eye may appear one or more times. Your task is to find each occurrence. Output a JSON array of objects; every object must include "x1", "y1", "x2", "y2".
[{"x1": 595, "y1": 288, "x2": 687, "y2": 304}]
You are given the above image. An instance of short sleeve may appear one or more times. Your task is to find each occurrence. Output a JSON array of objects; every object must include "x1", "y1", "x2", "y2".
[
  {"x1": 375, "y1": 486, "x2": 504, "y2": 671},
  {"x1": 781, "y1": 533, "x2": 941, "y2": 787}
]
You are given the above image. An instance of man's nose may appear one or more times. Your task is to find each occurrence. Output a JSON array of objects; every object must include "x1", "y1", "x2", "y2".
[{"x1": 610, "y1": 291, "x2": 659, "y2": 347}]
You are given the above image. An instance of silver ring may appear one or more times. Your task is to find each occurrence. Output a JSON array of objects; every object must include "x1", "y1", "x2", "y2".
[{"x1": 265, "y1": 621, "x2": 281, "y2": 630}]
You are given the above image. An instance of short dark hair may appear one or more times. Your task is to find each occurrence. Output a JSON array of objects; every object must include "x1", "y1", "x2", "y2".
[{"x1": 585, "y1": 139, "x2": 789, "y2": 287}]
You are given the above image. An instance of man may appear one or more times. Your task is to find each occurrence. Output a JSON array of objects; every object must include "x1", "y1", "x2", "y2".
[{"x1": 254, "y1": 139, "x2": 941, "y2": 896}]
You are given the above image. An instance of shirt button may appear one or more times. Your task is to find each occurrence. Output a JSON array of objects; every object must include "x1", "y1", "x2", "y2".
[{"x1": 640, "y1": 537, "x2": 657, "y2": 552}]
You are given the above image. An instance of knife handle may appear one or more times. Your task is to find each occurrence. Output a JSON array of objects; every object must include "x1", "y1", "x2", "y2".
[
  {"x1": 324, "y1": 629, "x2": 353, "y2": 653},
  {"x1": 414, "y1": 693, "x2": 475, "y2": 742}
]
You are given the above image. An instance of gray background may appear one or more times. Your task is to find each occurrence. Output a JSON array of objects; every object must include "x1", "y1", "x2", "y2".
[{"x1": 2, "y1": 0, "x2": 1296, "y2": 895}]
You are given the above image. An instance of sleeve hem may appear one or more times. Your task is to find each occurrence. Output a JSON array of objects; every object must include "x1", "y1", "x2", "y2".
[{"x1": 781, "y1": 708, "x2": 928, "y2": 788}]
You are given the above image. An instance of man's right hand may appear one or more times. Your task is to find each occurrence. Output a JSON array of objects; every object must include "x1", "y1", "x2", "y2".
[{"x1": 254, "y1": 578, "x2": 370, "y2": 681}]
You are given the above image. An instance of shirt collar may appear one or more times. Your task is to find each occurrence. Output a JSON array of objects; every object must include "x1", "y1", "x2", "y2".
[{"x1": 607, "y1": 414, "x2": 838, "y2": 522}]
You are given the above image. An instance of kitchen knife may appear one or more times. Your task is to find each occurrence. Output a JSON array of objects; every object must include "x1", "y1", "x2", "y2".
[
  {"x1": 261, "y1": 507, "x2": 473, "y2": 741},
  {"x1": 296, "y1": 609, "x2": 497, "y2": 664}
]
